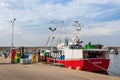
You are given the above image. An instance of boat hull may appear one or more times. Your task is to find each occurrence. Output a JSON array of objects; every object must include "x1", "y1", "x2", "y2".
[{"x1": 56, "y1": 59, "x2": 110, "y2": 71}]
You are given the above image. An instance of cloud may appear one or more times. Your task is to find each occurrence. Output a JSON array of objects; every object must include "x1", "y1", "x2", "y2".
[
  {"x1": 0, "y1": 2, "x2": 9, "y2": 8},
  {"x1": 82, "y1": 20, "x2": 120, "y2": 37},
  {"x1": 82, "y1": 0, "x2": 111, "y2": 4},
  {"x1": 0, "y1": 0, "x2": 120, "y2": 46}
]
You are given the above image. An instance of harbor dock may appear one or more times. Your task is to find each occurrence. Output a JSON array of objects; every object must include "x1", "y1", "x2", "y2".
[{"x1": 0, "y1": 62, "x2": 120, "y2": 80}]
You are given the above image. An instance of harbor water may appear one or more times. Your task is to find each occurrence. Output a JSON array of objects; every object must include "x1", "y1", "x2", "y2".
[
  {"x1": 95, "y1": 52, "x2": 120, "y2": 77},
  {"x1": 108, "y1": 52, "x2": 120, "y2": 77}
]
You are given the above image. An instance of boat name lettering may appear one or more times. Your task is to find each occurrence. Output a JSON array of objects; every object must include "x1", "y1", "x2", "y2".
[{"x1": 93, "y1": 61, "x2": 102, "y2": 64}]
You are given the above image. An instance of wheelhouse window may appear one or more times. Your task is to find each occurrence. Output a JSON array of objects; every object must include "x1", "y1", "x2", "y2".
[
  {"x1": 83, "y1": 51, "x2": 108, "y2": 59},
  {"x1": 68, "y1": 45, "x2": 82, "y2": 49}
]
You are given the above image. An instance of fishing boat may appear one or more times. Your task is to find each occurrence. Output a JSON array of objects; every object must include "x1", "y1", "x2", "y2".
[
  {"x1": 109, "y1": 49, "x2": 118, "y2": 55},
  {"x1": 50, "y1": 21, "x2": 110, "y2": 72}
]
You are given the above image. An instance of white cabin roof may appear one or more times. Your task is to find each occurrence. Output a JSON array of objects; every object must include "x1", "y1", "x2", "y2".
[{"x1": 83, "y1": 49, "x2": 108, "y2": 52}]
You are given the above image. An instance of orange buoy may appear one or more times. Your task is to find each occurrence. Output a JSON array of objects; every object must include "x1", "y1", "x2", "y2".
[
  {"x1": 68, "y1": 66, "x2": 72, "y2": 69},
  {"x1": 76, "y1": 66, "x2": 81, "y2": 70}
]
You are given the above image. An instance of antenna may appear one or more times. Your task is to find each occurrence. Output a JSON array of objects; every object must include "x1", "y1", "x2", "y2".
[
  {"x1": 74, "y1": 21, "x2": 83, "y2": 36},
  {"x1": 73, "y1": 21, "x2": 84, "y2": 45},
  {"x1": 58, "y1": 21, "x2": 64, "y2": 44},
  {"x1": 74, "y1": 20, "x2": 83, "y2": 32}
]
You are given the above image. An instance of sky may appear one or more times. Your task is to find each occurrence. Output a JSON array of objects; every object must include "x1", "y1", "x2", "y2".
[{"x1": 0, "y1": 0, "x2": 120, "y2": 47}]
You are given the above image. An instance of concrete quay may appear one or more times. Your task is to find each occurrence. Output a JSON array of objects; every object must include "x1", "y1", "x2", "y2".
[{"x1": 0, "y1": 63, "x2": 120, "y2": 80}]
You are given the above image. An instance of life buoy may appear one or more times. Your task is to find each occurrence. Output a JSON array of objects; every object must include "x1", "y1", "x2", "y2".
[
  {"x1": 84, "y1": 53, "x2": 89, "y2": 58},
  {"x1": 76, "y1": 66, "x2": 81, "y2": 70},
  {"x1": 101, "y1": 53, "x2": 105, "y2": 58},
  {"x1": 68, "y1": 66, "x2": 72, "y2": 69}
]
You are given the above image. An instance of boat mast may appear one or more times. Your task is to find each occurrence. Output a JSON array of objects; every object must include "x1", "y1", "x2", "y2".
[
  {"x1": 49, "y1": 21, "x2": 56, "y2": 51},
  {"x1": 58, "y1": 21, "x2": 64, "y2": 44},
  {"x1": 73, "y1": 21, "x2": 83, "y2": 45}
]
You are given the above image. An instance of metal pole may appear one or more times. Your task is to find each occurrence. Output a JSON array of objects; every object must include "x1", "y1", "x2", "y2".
[
  {"x1": 11, "y1": 18, "x2": 16, "y2": 49},
  {"x1": 49, "y1": 26, "x2": 56, "y2": 64},
  {"x1": 51, "y1": 31, "x2": 53, "y2": 51},
  {"x1": 50, "y1": 30, "x2": 53, "y2": 64}
]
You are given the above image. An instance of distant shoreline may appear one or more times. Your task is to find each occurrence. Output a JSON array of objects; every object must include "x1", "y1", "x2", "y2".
[
  {"x1": 0, "y1": 46, "x2": 120, "y2": 52},
  {"x1": 0, "y1": 46, "x2": 56, "y2": 51}
]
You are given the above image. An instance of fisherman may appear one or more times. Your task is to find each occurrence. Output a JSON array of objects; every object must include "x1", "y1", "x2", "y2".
[
  {"x1": 40, "y1": 49, "x2": 44, "y2": 62},
  {"x1": 20, "y1": 46, "x2": 24, "y2": 58},
  {"x1": 32, "y1": 50, "x2": 36, "y2": 63},
  {"x1": 38, "y1": 50, "x2": 41, "y2": 62},
  {"x1": 43, "y1": 50, "x2": 49, "y2": 63}
]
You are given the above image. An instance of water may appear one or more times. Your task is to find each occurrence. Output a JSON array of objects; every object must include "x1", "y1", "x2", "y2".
[
  {"x1": 108, "y1": 52, "x2": 120, "y2": 77},
  {"x1": 93, "y1": 52, "x2": 120, "y2": 77}
]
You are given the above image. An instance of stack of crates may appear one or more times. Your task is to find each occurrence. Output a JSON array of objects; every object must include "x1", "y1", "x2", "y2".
[
  {"x1": 15, "y1": 52, "x2": 21, "y2": 63},
  {"x1": 20, "y1": 58, "x2": 32, "y2": 64}
]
